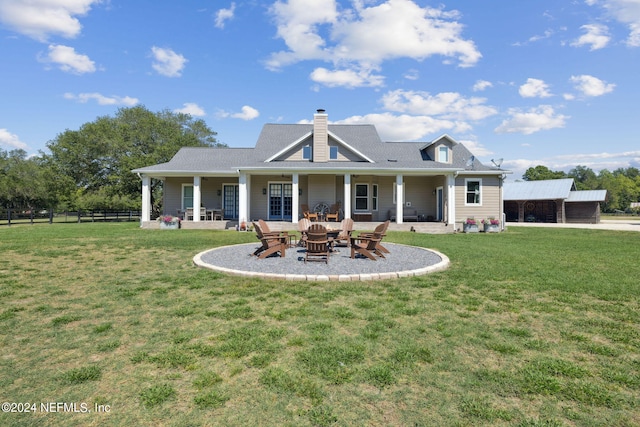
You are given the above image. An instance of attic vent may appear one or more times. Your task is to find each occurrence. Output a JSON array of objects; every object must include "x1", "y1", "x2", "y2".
[{"x1": 388, "y1": 159, "x2": 398, "y2": 162}]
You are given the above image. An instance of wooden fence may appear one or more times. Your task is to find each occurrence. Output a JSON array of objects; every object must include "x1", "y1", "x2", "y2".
[{"x1": 0, "y1": 209, "x2": 141, "y2": 226}]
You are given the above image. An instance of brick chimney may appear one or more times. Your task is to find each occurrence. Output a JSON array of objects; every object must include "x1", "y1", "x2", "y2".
[{"x1": 313, "y1": 109, "x2": 328, "y2": 163}]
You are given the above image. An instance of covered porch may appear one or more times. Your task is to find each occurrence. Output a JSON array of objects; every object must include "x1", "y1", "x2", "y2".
[{"x1": 139, "y1": 170, "x2": 458, "y2": 231}]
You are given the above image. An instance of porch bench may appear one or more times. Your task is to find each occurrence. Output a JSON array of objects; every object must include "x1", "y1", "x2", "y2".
[{"x1": 389, "y1": 208, "x2": 419, "y2": 222}]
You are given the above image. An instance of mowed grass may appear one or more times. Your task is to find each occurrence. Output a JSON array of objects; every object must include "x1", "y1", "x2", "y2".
[{"x1": 0, "y1": 223, "x2": 638, "y2": 426}]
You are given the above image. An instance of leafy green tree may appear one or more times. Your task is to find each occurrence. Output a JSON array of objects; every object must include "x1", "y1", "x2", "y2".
[
  {"x1": 568, "y1": 165, "x2": 598, "y2": 190},
  {"x1": 0, "y1": 149, "x2": 53, "y2": 210},
  {"x1": 44, "y1": 106, "x2": 224, "y2": 210},
  {"x1": 522, "y1": 165, "x2": 567, "y2": 181}
]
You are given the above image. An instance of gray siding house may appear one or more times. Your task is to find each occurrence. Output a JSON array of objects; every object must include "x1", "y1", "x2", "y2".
[{"x1": 133, "y1": 110, "x2": 509, "y2": 232}]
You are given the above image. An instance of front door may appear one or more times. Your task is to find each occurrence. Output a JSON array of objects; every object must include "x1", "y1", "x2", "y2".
[
  {"x1": 269, "y1": 183, "x2": 292, "y2": 220},
  {"x1": 223, "y1": 184, "x2": 239, "y2": 219},
  {"x1": 436, "y1": 186, "x2": 444, "y2": 221}
]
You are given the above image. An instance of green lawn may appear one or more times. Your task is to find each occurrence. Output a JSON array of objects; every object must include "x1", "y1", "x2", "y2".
[{"x1": 0, "y1": 223, "x2": 638, "y2": 426}]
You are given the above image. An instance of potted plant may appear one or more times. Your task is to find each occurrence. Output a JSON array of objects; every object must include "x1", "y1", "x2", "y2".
[
  {"x1": 482, "y1": 217, "x2": 500, "y2": 233},
  {"x1": 463, "y1": 217, "x2": 479, "y2": 233},
  {"x1": 157, "y1": 215, "x2": 181, "y2": 229}
]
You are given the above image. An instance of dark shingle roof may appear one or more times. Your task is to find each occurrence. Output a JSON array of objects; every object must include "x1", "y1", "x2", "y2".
[{"x1": 133, "y1": 123, "x2": 505, "y2": 175}]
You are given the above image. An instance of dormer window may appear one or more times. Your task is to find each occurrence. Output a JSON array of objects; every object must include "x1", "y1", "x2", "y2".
[
  {"x1": 438, "y1": 146, "x2": 449, "y2": 163},
  {"x1": 302, "y1": 145, "x2": 311, "y2": 160},
  {"x1": 329, "y1": 146, "x2": 338, "y2": 160}
]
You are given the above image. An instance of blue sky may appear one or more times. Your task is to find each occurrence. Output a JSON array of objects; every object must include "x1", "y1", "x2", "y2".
[{"x1": 1, "y1": 0, "x2": 639, "y2": 180}]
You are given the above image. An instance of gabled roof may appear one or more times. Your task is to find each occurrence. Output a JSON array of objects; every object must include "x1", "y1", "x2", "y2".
[
  {"x1": 419, "y1": 134, "x2": 459, "y2": 151},
  {"x1": 133, "y1": 122, "x2": 507, "y2": 176}
]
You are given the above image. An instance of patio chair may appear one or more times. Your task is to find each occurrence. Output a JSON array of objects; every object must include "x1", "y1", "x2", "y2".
[
  {"x1": 301, "y1": 204, "x2": 318, "y2": 222},
  {"x1": 350, "y1": 221, "x2": 388, "y2": 260},
  {"x1": 325, "y1": 203, "x2": 340, "y2": 222},
  {"x1": 185, "y1": 208, "x2": 194, "y2": 221},
  {"x1": 258, "y1": 219, "x2": 289, "y2": 238},
  {"x1": 305, "y1": 224, "x2": 330, "y2": 264},
  {"x1": 357, "y1": 220, "x2": 390, "y2": 254},
  {"x1": 297, "y1": 218, "x2": 311, "y2": 247},
  {"x1": 252, "y1": 222, "x2": 287, "y2": 259},
  {"x1": 333, "y1": 218, "x2": 354, "y2": 247}
]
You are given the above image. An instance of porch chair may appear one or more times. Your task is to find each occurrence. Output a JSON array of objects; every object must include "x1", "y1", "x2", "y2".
[
  {"x1": 297, "y1": 218, "x2": 311, "y2": 247},
  {"x1": 301, "y1": 204, "x2": 318, "y2": 222},
  {"x1": 252, "y1": 222, "x2": 287, "y2": 259},
  {"x1": 333, "y1": 218, "x2": 354, "y2": 247},
  {"x1": 185, "y1": 208, "x2": 194, "y2": 221},
  {"x1": 350, "y1": 221, "x2": 388, "y2": 261},
  {"x1": 325, "y1": 203, "x2": 340, "y2": 222},
  {"x1": 305, "y1": 224, "x2": 330, "y2": 264},
  {"x1": 357, "y1": 220, "x2": 390, "y2": 254}
]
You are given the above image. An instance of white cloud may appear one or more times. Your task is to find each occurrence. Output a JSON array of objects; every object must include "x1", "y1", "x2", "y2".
[
  {"x1": 150, "y1": 46, "x2": 187, "y2": 77},
  {"x1": 310, "y1": 67, "x2": 384, "y2": 88},
  {"x1": 335, "y1": 112, "x2": 461, "y2": 141},
  {"x1": 218, "y1": 105, "x2": 260, "y2": 120},
  {"x1": 571, "y1": 23, "x2": 611, "y2": 50},
  {"x1": 174, "y1": 103, "x2": 206, "y2": 117},
  {"x1": 64, "y1": 92, "x2": 139, "y2": 106},
  {"x1": 495, "y1": 105, "x2": 569, "y2": 135},
  {"x1": 596, "y1": 0, "x2": 640, "y2": 46},
  {"x1": 0, "y1": 128, "x2": 29, "y2": 150},
  {"x1": 381, "y1": 89, "x2": 498, "y2": 121},
  {"x1": 472, "y1": 80, "x2": 492, "y2": 92},
  {"x1": 519, "y1": 78, "x2": 552, "y2": 98},
  {"x1": 215, "y1": 2, "x2": 236, "y2": 29},
  {"x1": 267, "y1": 0, "x2": 481, "y2": 88},
  {"x1": 0, "y1": 0, "x2": 100, "y2": 41},
  {"x1": 41, "y1": 44, "x2": 96, "y2": 74},
  {"x1": 570, "y1": 74, "x2": 615, "y2": 97}
]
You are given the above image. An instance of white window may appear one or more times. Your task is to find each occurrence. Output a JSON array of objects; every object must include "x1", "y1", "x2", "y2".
[
  {"x1": 355, "y1": 184, "x2": 369, "y2": 211},
  {"x1": 438, "y1": 146, "x2": 449, "y2": 163},
  {"x1": 372, "y1": 184, "x2": 378, "y2": 211},
  {"x1": 465, "y1": 178, "x2": 482, "y2": 205},
  {"x1": 329, "y1": 146, "x2": 338, "y2": 160},
  {"x1": 182, "y1": 184, "x2": 194, "y2": 209}
]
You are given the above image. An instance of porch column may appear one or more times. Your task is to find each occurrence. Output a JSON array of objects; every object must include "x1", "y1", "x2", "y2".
[
  {"x1": 292, "y1": 173, "x2": 299, "y2": 223},
  {"x1": 447, "y1": 174, "x2": 456, "y2": 227},
  {"x1": 396, "y1": 174, "x2": 404, "y2": 224},
  {"x1": 141, "y1": 175, "x2": 151, "y2": 224},
  {"x1": 193, "y1": 176, "x2": 202, "y2": 222},
  {"x1": 238, "y1": 172, "x2": 248, "y2": 223},
  {"x1": 343, "y1": 173, "x2": 351, "y2": 219}
]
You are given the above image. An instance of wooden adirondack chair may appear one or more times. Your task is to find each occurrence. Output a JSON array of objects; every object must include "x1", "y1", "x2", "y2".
[
  {"x1": 305, "y1": 224, "x2": 330, "y2": 263},
  {"x1": 350, "y1": 221, "x2": 388, "y2": 260},
  {"x1": 357, "y1": 220, "x2": 390, "y2": 254},
  {"x1": 297, "y1": 218, "x2": 311, "y2": 247},
  {"x1": 252, "y1": 222, "x2": 287, "y2": 259},
  {"x1": 333, "y1": 218, "x2": 354, "y2": 247},
  {"x1": 301, "y1": 204, "x2": 318, "y2": 222},
  {"x1": 325, "y1": 203, "x2": 340, "y2": 222}
]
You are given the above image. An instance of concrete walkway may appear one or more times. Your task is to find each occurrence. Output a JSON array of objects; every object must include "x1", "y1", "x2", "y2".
[{"x1": 507, "y1": 219, "x2": 640, "y2": 232}]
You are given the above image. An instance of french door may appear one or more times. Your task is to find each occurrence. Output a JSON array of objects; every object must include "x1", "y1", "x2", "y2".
[
  {"x1": 223, "y1": 184, "x2": 239, "y2": 219},
  {"x1": 269, "y1": 183, "x2": 292, "y2": 220}
]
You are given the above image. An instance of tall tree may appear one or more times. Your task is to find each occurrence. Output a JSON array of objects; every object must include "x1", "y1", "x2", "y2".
[
  {"x1": 522, "y1": 165, "x2": 567, "y2": 181},
  {"x1": 0, "y1": 149, "x2": 52, "y2": 210},
  {"x1": 44, "y1": 106, "x2": 224, "y2": 209},
  {"x1": 568, "y1": 165, "x2": 598, "y2": 190}
]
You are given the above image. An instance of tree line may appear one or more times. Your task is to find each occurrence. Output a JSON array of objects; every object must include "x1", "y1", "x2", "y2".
[
  {"x1": 0, "y1": 106, "x2": 224, "y2": 214},
  {"x1": 522, "y1": 165, "x2": 640, "y2": 213}
]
